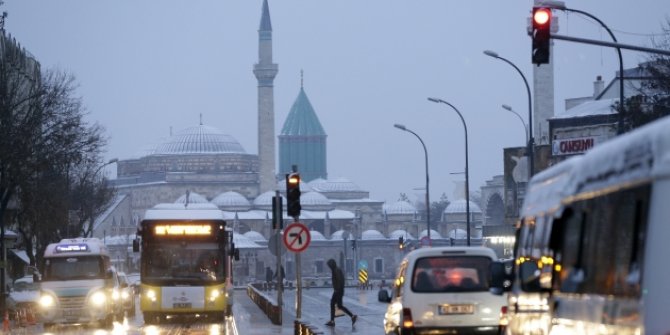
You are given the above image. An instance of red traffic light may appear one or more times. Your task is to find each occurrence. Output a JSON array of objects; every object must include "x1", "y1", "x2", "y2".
[{"x1": 533, "y1": 7, "x2": 551, "y2": 26}]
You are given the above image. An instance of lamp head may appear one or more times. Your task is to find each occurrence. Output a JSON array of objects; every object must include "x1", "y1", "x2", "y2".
[
  {"x1": 393, "y1": 124, "x2": 407, "y2": 131},
  {"x1": 483, "y1": 50, "x2": 499, "y2": 58},
  {"x1": 427, "y1": 97, "x2": 441, "y2": 103},
  {"x1": 502, "y1": 104, "x2": 512, "y2": 111}
]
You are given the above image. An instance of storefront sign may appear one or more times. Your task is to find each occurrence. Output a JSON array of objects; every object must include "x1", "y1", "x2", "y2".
[{"x1": 552, "y1": 136, "x2": 599, "y2": 156}]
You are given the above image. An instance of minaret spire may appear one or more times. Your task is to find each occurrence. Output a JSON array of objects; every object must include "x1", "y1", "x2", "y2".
[{"x1": 254, "y1": 0, "x2": 279, "y2": 193}]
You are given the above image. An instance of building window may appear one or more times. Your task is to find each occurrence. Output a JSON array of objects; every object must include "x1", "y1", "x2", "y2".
[
  {"x1": 315, "y1": 259, "x2": 324, "y2": 274},
  {"x1": 375, "y1": 258, "x2": 384, "y2": 273}
]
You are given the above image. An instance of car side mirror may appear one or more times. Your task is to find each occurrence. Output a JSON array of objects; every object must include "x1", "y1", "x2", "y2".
[{"x1": 489, "y1": 261, "x2": 510, "y2": 295}]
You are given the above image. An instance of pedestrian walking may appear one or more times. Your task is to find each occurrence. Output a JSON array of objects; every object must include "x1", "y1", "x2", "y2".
[{"x1": 325, "y1": 259, "x2": 357, "y2": 327}]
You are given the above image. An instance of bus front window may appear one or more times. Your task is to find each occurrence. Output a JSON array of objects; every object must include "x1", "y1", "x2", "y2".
[{"x1": 145, "y1": 246, "x2": 223, "y2": 282}]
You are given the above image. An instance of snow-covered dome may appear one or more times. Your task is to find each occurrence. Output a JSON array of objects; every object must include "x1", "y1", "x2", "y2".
[
  {"x1": 419, "y1": 229, "x2": 442, "y2": 239},
  {"x1": 311, "y1": 177, "x2": 361, "y2": 193},
  {"x1": 309, "y1": 230, "x2": 326, "y2": 241},
  {"x1": 308, "y1": 178, "x2": 327, "y2": 189},
  {"x1": 448, "y1": 229, "x2": 468, "y2": 239},
  {"x1": 443, "y1": 199, "x2": 482, "y2": 214},
  {"x1": 149, "y1": 125, "x2": 246, "y2": 156},
  {"x1": 253, "y1": 191, "x2": 285, "y2": 211},
  {"x1": 329, "y1": 230, "x2": 353, "y2": 240},
  {"x1": 361, "y1": 230, "x2": 385, "y2": 240},
  {"x1": 389, "y1": 230, "x2": 415, "y2": 240},
  {"x1": 383, "y1": 201, "x2": 417, "y2": 215},
  {"x1": 211, "y1": 191, "x2": 251, "y2": 211},
  {"x1": 300, "y1": 192, "x2": 333, "y2": 211},
  {"x1": 233, "y1": 233, "x2": 262, "y2": 248},
  {"x1": 174, "y1": 192, "x2": 209, "y2": 204},
  {"x1": 243, "y1": 231, "x2": 266, "y2": 242}
]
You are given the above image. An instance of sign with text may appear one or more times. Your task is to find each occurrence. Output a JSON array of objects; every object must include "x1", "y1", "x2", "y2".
[{"x1": 552, "y1": 136, "x2": 601, "y2": 156}]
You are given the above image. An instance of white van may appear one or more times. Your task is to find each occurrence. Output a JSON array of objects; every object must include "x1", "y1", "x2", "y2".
[
  {"x1": 383, "y1": 247, "x2": 505, "y2": 335},
  {"x1": 38, "y1": 238, "x2": 123, "y2": 329}
]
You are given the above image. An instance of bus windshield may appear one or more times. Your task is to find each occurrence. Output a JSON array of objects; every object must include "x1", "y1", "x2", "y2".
[
  {"x1": 43, "y1": 256, "x2": 106, "y2": 281},
  {"x1": 143, "y1": 243, "x2": 224, "y2": 284}
]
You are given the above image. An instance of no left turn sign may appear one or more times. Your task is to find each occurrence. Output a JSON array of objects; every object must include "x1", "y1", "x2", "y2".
[{"x1": 283, "y1": 222, "x2": 311, "y2": 253}]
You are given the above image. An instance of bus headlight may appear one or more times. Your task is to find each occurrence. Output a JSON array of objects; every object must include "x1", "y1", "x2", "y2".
[
  {"x1": 90, "y1": 291, "x2": 107, "y2": 306},
  {"x1": 146, "y1": 289, "x2": 157, "y2": 302},
  {"x1": 209, "y1": 289, "x2": 221, "y2": 302},
  {"x1": 121, "y1": 290, "x2": 130, "y2": 300},
  {"x1": 39, "y1": 294, "x2": 56, "y2": 308}
]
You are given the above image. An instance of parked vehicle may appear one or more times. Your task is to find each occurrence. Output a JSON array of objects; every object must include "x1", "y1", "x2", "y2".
[{"x1": 383, "y1": 246, "x2": 505, "y2": 335}]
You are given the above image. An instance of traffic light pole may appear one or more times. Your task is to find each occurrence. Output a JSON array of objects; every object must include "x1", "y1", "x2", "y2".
[{"x1": 273, "y1": 190, "x2": 283, "y2": 325}]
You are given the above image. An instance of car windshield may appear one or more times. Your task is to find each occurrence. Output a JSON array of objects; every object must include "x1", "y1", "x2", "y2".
[
  {"x1": 412, "y1": 256, "x2": 492, "y2": 293},
  {"x1": 43, "y1": 256, "x2": 105, "y2": 281}
]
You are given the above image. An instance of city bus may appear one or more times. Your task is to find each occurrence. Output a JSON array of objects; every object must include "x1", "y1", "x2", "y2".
[
  {"x1": 133, "y1": 203, "x2": 238, "y2": 324},
  {"x1": 38, "y1": 238, "x2": 123, "y2": 329},
  {"x1": 493, "y1": 115, "x2": 670, "y2": 334}
]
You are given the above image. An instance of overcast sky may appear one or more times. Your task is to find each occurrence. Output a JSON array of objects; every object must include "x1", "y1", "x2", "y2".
[{"x1": 4, "y1": 1, "x2": 668, "y2": 204}]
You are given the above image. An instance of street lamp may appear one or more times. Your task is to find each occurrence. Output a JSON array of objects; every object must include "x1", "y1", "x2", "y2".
[
  {"x1": 483, "y1": 50, "x2": 534, "y2": 179},
  {"x1": 426, "y1": 98, "x2": 471, "y2": 246},
  {"x1": 538, "y1": 1, "x2": 625, "y2": 134},
  {"x1": 393, "y1": 124, "x2": 431, "y2": 242},
  {"x1": 501, "y1": 104, "x2": 528, "y2": 143}
]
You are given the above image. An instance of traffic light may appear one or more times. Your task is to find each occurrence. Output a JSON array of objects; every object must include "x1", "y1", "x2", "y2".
[
  {"x1": 286, "y1": 172, "x2": 301, "y2": 217},
  {"x1": 398, "y1": 236, "x2": 404, "y2": 250},
  {"x1": 531, "y1": 7, "x2": 552, "y2": 65}
]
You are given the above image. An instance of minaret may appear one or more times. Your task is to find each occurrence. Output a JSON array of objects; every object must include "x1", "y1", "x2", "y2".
[{"x1": 254, "y1": 0, "x2": 279, "y2": 193}]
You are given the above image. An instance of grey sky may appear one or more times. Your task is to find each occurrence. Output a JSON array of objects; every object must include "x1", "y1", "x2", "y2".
[{"x1": 4, "y1": 1, "x2": 668, "y2": 203}]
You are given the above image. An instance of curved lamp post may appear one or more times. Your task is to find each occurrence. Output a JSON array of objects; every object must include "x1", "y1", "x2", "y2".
[
  {"x1": 483, "y1": 50, "x2": 534, "y2": 179},
  {"x1": 540, "y1": 2, "x2": 625, "y2": 134},
  {"x1": 426, "y1": 98, "x2": 471, "y2": 246},
  {"x1": 502, "y1": 104, "x2": 528, "y2": 143},
  {"x1": 393, "y1": 124, "x2": 431, "y2": 241}
]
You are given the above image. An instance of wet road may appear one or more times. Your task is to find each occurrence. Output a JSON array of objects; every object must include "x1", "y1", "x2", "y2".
[{"x1": 12, "y1": 287, "x2": 388, "y2": 334}]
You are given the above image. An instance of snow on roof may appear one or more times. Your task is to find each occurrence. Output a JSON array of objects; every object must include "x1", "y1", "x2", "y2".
[
  {"x1": 418, "y1": 229, "x2": 442, "y2": 239},
  {"x1": 389, "y1": 230, "x2": 414, "y2": 240},
  {"x1": 383, "y1": 201, "x2": 416, "y2": 214},
  {"x1": 92, "y1": 194, "x2": 129, "y2": 231},
  {"x1": 552, "y1": 98, "x2": 617, "y2": 119},
  {"x1": 243, "y1": 231, "x2": 267, "y2": 242},
  {"x1": 174, "y1": 192, "x2": 209, "y2": 204},
  {"x1": 361, "y1": 230, "x2": 385, "y2": 240},
  {"x1": 233, "y1": 233, "x2": 263, "y2": 249},
  {"x1": 211, "y1": 191, "x2": 251, "y2": 210},
  {"x1": 144, "y1": 206, "x2": 224, "y2": 221},
  {"x1": 448, "y1": 229, "x2": 468, "y2": 239},
  {"x1": 309, "y1": 230, "x2": 326, "y2": 241},
  {"x1": 522, "y1": 155, "x2": 582, "y2": 217},
  {"x1": 444, "y1": 199, "x2": 482, "y2": 214}
]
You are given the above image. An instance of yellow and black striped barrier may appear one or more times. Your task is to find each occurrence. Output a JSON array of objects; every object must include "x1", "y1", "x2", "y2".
[{"x1": 358, "y1": 268, "x2": 368, "y2": 285}]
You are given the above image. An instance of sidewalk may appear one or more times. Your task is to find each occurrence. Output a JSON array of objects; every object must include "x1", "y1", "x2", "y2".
[{"x1": 233, "y1": 289, "x2": 294, "y2": 335}]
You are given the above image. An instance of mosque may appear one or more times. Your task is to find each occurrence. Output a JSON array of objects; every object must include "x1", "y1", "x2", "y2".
[{"x1": 99, "y1": 0, "x2": 499, "y2": 284}]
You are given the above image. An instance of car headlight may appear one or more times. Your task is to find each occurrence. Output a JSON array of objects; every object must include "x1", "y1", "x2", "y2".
[
  {"x1": 122, "y1": 290, "x2": 130, "y2": 300},
  {"x1": 39, "y1": 294, "x2": 55, "y2": 308},
  {"x1": 112, "y1": 289, "x2": 120, "y2": 300},
  {"x1": 90, "y1": 291, "x2": 107, "y2": 306}
]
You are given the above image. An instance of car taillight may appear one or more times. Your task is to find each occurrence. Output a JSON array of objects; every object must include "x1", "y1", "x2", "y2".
[
  {"x1": 499, "y1": 305, "x2": 509, "y2": 326},
  {"x1": 402, "y1": 307, "x2": 414, "y2": 328}
]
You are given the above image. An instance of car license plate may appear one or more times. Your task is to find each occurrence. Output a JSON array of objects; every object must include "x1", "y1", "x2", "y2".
[
  {"x1": 173, "y1": 303, "x2": 192, "y2": 308},
  {"x1": 63, "y1": 309, "x2": 80, "y2": 318},
  {"x1": 439, "y1": 304, "x2": 474, "y2": 315}
]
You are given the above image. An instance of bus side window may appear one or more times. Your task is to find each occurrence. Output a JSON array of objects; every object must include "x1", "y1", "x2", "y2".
[{"x1": 558, "y1": 206, "x2": 587, "y2": 293}]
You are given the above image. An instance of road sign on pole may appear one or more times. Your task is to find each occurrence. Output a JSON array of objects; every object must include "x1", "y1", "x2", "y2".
[{"x1": 283, "y1": 222, "x2": 311, "y2": 253}]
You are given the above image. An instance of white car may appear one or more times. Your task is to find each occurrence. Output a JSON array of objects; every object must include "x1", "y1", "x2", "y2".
[
  {"x1": 9, "y1": 276, "x2": 40, "y2": 310},
  {"x1": 383, "y1": 246, "x2": 505, "y2": 335}
]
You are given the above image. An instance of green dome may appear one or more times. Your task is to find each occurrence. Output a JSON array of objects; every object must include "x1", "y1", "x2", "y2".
[{"x1": 280, "y1": 88, "x2": 326, "y2": 136}]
